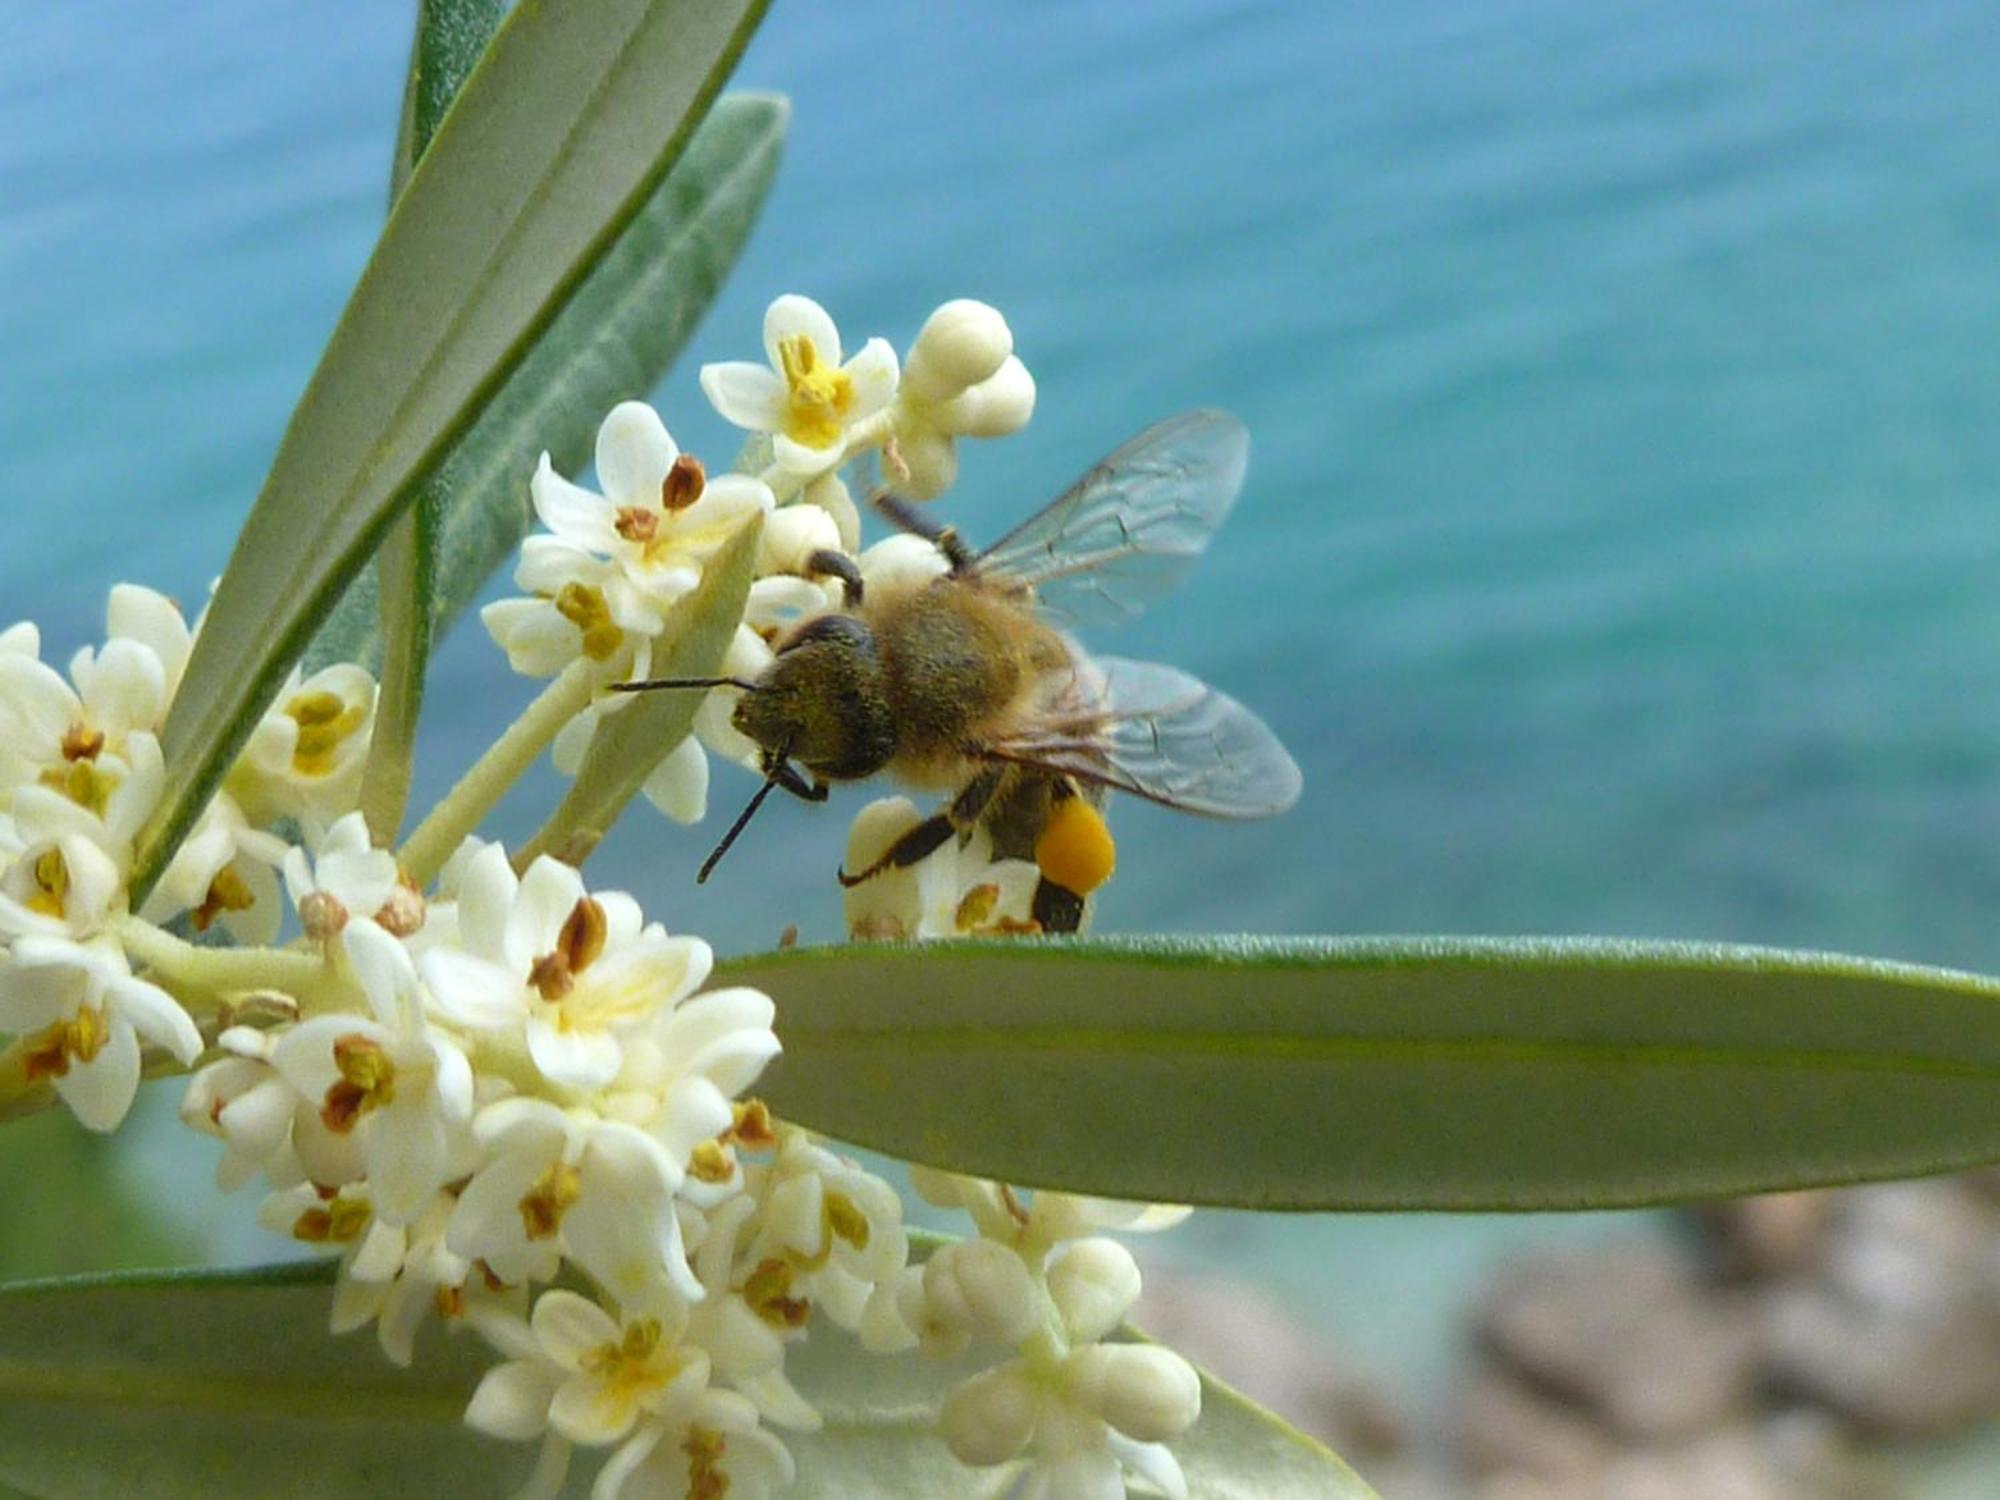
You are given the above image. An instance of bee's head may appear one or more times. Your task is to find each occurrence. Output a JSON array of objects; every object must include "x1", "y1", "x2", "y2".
[{"x1": 735, "y1": 613, "x2": 897, "y2": 780}]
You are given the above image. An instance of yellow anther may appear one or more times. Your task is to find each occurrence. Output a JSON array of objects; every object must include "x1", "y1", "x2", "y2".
[
  {"x1": 517, "y1": 1160, "x2": 582, "y2": 1241},
  {"x1": 59, "y1": 721, "x2": 104, "y2": 762},
  {"x1": 777, "y1": 334, "x2": 855, "y2": 450},
  {"x1": 552, "y1": 582, "x2": 623, "y2": 662},
  {"x1": 286, "y1": 690, "x2": 367, "y2": 778},
  {"x1": 743, "y1": 1257, "x2": 812, "y2": 1328},
  {"x1": 39, "y1": 758, "x2": 115, "y2": 816},
  {"x1": 684, "y1": 1427, "x2": 728, "y2": 1500},
  {"x1": 321, "y1": 1034, "x2": 395, "y2": 1133},
  {"x1": 689, "y1": 1141, "x2": 734, "y2": 1184},
  {"x1": 20, "y1": 1005, "x2": 111, "y2": 1082},
  {"x1": 1034, "y1": 796, "x2": 1117, "y2": 896},
  {"x1": 292, "y1": 1193, "x2": 372, "y2": 1244},
  {"x1": 825, "y1": 1191, "x2": 870, "y2": 1252},
  {"x1": 954, "y1": 882, "x2": 1000, "y2": 932},
  {"x1": 193, "y1": 865, "x2": 256, "y2": 932},
  {"x1": 27, "y1": 847, "x2": 70, "y2": 919},
  {"x1": 724, "y1": 1098, "x2": 776, "y2": 1150}
]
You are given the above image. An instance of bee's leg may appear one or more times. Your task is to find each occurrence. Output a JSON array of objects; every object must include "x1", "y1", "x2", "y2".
[
  {"x1": 804, "y1": 548, "x2": 863, "y2": 606},
  {"x1": 767, "y1": 758, "x2": 830, "y2": 803},
  {"x1": 837, "y1": 767, "x2": 1005, "y2": 885},
  {"x1": 874, "y1": 493, "x2": 974, "y2": 574},
  {"x1": 1031, "y1": 880, "x2": 1088, "y2": 935}
]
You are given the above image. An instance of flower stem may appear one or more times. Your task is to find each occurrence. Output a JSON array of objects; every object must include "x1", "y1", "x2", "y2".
[
  {"x1": 397, "y1": 657, "x2": 602, "y2": 886},
  {"x1": 117, "y1": 918, "x2": 348, "y2": 1014}
]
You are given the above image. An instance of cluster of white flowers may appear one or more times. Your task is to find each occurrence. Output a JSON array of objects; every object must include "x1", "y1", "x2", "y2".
[
  {"x1": 0, "y1": 586, "x2": 377, "y2": 1129},
  {"x1": 0, "y1": 291, "x2": 1202, "y2": 1500}
]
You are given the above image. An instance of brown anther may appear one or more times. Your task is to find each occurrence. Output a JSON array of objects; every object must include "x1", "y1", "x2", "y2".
[
  {"x1": 954, "y1": 882, "x2": 1001, "y2": 931},
  {"x1": 776, "y1": 924, "x2": 800, "y2": 951},
  {"x1": 298, "y1": 889, "x2": 349, "y2": 943},
  {"x1": 478, "y1": 1260, "x2": 509, "y2": 1294},
  {"x1": 373, "y1": 882, "x2": 427, "y2": 938},
  {"x1": 59, "y1": 721, "x2": 105, "y2": 762},
  {"x1": 684, "y1": 1427, "x2": 728, "y2": 1500},
  {"x1": 517, "y1": 1160, "x2": 582, "y2": 1241},
  {"x1": 1000, "y1": 1183, "x2": 1030, "y2": 1226},
  {"x1": 19, "y1": 1020, "x2": 74, "y2": 1083},
  {"x1": 321, "y1": 1034, "x2": 394, "y2": 1133},
  {"x1": 743, "y1": 1258, "x2": 812, "y2": 1328},
  {"x1": 192, "y1": 865, "x2": 257, "y2": 932},
  {"x1": 435, "y1": 1284, "x2": 467, "y2": 1320},
  {"x1": 531, "y1": 897, "x2": 607, "y2": 1001},
  {"x1": 661, "y1": 453, "x2": 707, "y2": 511},
  {"x1": 614, "y1": 505, "x2": 660, "y2": 543},
  {"x1": 725, "y1": 1099, "x2": 777, "y2": 1150}
]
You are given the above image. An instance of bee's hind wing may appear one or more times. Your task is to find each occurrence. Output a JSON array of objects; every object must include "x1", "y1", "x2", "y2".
[
  {"x1": 981, "y1": 655, "x2": 1301, "y2": 819},
  {"x1": 971, "y1": 410, "x2": 1249, "y2": 629}
]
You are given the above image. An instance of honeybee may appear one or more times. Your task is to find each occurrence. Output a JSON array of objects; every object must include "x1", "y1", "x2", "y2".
[{"x1": 615, "y1": 410, "x2": 1301, "y2": 933}]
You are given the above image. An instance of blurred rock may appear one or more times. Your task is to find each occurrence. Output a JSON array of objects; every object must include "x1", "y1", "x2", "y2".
[
  {"x1": 1470, "y1": 1417, "x2": 1879, "y2": 1500},
  {"x1": 1691, "y1": 1191, "x2": 1837, "y2": 1281},
  {"x1": 1133, "y1": 1266, "x2": 1408, "y2": 1459},
  {"x1": 1475, "y1": 1240, "x2": 1761, "y2": 1440},
  {"x1": 1459, "y1": 1367, "x2": 1614, "y2": 1482},
  {"x1": 1765, "y1": 1181, "x2": 2000, "y2": 1437}
]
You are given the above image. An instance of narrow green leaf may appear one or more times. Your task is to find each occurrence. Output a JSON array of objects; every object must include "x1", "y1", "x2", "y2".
[
  {"x1": 134, "y1": 0, "x2": 771, "y2": 902},
  {"x1": 726, "y1": 935, "x2": 2000, "y2": 1210},
  {"x1": 359, "y1": 0, "x2": 511, "y2": 842},
  {"x1": 0, "y1": 1253, "x2": 1375, "y2": 1498},
  {"x1": 514, "y1": 516, "x2": 760, "y2": 868},
  {"x1": 391, "y1": 0, "x2": 510, "y2": 199},
  {"x1": 307, "y1": 92, "x2": 790, "y2": 674}
]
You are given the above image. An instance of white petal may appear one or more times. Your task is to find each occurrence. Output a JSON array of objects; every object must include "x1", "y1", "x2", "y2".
[
  {"x1": 763, "y1": 293, "x2": 842, "y2": 369},
  {"x1": 55, "y1": 1016, "x2": 141, "y2": 1132},
  {"x1": 640, "y1": 735, "x2": 708, "y2": 824},
  {"x1": 510, "y1": 857, "x2": 586, "y2": 967},
  {"x1": 591, "y1": 1423, "x2": 664, "y2": 1500},
  {"x1": 841, "y1": 337, "x2": 901, "y2": 422},
  {"x1": 456, "y1": 841, "x2": 520, "y2": 961},
  {"x1": 699, "y1": 361, "x2": 787, "y2": 433},
  {"x1": 106, "y1": 584, "x2": 191, "y2": 683},
  {"x1": 419, "y1": 947, "x2": 525, "y2": 1030},
  {"x1": 531, "y1": 1289, "x2": 621, "y2": 1369},
  {"x1": 1108, "y1": 1433, "x2": 1187, "y2": 1500},
  {"x1": 343, "y1": 921, "x2": 422, "y2": 1032},
  {"x1": 467, "y1": 1360, "x2": 562, "y2": 1442},
  {"x1": 82, "y1": 638, "x2": 168, "y2": 737},
  {"x1": 529, "y1": 456, "x2": 619, "y2": 552},
  {"x1": 109, "y1": 972, "x2": 202, "y2": 1063},
  {"x1": 594, "y1": 401, "x2": 678, "y2": 508},
  {"x1": 771, "y1": 432, "x2": 841, "y2": 477},
  {"x1": 526, "y1": 1015, "x2": 623, "y2": 1090}
]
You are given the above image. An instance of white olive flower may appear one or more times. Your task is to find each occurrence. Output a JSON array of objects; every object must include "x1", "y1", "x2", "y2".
[
  {"x1": 481, "y1": 402, "x2": 773, "y2": 678},
  {"x1": 281, "y1": 810, "x2": 405, "y2": 948},
  {"x1": 0, "y1": 587, "x2": 188, "y2": 816},
  {"x1": 143, "y1": 790, "x2": 288, "y2": 943},
  {"x1": 744, "y1": 1129, "x2": 912, "y2": 1348},
  {"x1": 843, "y1": 796, "x2": 1039, "y2": 941},
  {"x1": 270, "y1": 922, "x2": 475, "y2": 1222},
  {"x1": 229, "y1": 662, "x2": 377, "y2": 838},
  {"x1": 2, "y1": 728, "x2": 164, "y2": 870},
  {"x1": 181, "y1": 1025, "x2": 349, "y2": 1193},
  {"x1": 0, "y1": 933, "x2": 201, "y2": 1131},
  {"x1": 0, "y1": 830, "x2": 124, "y2": 941},
  {"x1": 449, "y1": 1096, "x2": 705, "y2": 1308},
  {"x1": 418, "y1": 846, "x2": 712, "y2": 1090},
  {"x1": 700, "y1": 295, "x2": 899, "y2": 476},
  {"x1": 887, "y1": 299, "x2": 1036, "y2": 500},
  {"x1": 593, "y1": 1398, "x2": 795, "y2": 1500}
]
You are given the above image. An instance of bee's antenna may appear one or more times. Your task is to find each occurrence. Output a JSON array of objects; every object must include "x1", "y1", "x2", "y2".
[
  {"x1": 610, "y1": 676, "x2": 761, "y2": 695},
  {"x1": 697, "y1": 758, "x2": 787, "y2": 884}
]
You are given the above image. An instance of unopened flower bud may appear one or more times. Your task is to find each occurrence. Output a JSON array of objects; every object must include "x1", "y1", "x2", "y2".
[
  {"x1": 904, "y1": 299, "x2": 1013, "y2": 403},
  {"x1": 922, "y1": 1239, "x2": 1040, "y2": 1347},
  {"x1": 940, "y1": 1364, "x2": 1040, "y2": 1466},
  {"x1": 892, "y1": 426, "x2": 959, "y2": 501},
  {"x1": 759, "y1": 503, "x2": 843, "y2": 576},
  {"x1": 1065, "y1": 1343, "x2": 1201, "y2": 1442},
  {"x1": 1047, "y1": 1237, "x2": 1142, "y2": 1343},
  {"x1": 938, "y1": 355, "x2": 1036, "y2": 438}
]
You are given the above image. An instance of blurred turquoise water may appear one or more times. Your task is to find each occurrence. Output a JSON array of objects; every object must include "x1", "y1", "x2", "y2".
[{"x1": 7, "y1": 0, "x2": 2000, "y2": 1465}]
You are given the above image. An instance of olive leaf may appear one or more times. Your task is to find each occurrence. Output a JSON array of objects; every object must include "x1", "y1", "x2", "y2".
[
  {"x1": 727, "y1": 935, "x2": 2000, "y2": 1210},
  {"x1": 132, "y1": 0, "x2": 772, "y2": 901}
]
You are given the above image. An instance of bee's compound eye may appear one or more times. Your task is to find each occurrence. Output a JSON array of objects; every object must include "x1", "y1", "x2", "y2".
[{"x1": 1034, "y1": 798, "x2": 1117, "y2": 895}]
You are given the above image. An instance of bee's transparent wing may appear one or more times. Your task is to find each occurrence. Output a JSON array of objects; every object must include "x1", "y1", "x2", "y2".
[
  {"x1": 971, "y1": 409, "x2": 1250, "y2": 628},
  {"x1": 984, "y1": 655, "x2": 1301, "y2": 818}
]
